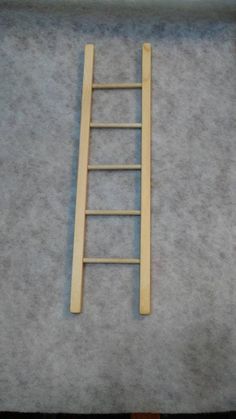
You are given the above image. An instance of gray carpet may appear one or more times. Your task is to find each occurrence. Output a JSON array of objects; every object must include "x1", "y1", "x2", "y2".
[{"x1": 0, "y1": 2, "x2": 236, "y2": 414}]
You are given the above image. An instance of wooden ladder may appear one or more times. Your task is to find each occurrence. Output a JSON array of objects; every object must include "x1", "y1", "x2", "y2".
[{"x1": 70, "y1": 43, "x2": 152, "y2": 315}]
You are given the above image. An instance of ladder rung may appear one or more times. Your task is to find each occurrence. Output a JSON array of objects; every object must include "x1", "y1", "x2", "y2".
[
  {"x1": 90, "y1": 123, "x2": 142, "y2": 128},
  {"x1": 84, "y1": 258, "x2": 140, "y2": 264},
  {"x1": 88, "y1": 164, "x2": 141, "y2": 170},
  {"x1": 93, "y1": 83, "x2": 142, "y2": 89},
  {"x1": 85, "y1": 210, "x2": 141, "y2": 215}
]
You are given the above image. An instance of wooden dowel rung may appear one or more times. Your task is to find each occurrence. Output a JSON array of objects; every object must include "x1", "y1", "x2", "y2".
[
  {"x1": 93, "y1": 83, "x2": 142, "y2": 89},
  {"x1": 84, "y1": 258, "x2": 140, "y2": 264},
  {"x1": 90, "y1": 123, "x2": 142, "y2": 128},
  {"x1": 85, "y1": 210, "x2": 141, "y2": 215},
  {"x1": 88, "y1": 164, "x2": 141, "y2": 170}
]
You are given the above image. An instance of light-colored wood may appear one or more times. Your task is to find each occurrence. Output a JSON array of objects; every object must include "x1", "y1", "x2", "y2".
[
  {"x1": 84, "y1": 258, "x2": 140, "y2": 264},
  {"x1": 93, "y1": 83, "x2": 142, "y2": 89},
  {"x1": 140, "y1": 43, "x2": 152, "y2": 315},
  {"x1": 85, "y1": 209, "x2": 141, "y2": 215},
  {"x1": 90, "y1": 122, "x2": 142, "y2": 128},
  {"x1": 70, "y1": 44, "x2": 94, "y2": 313},
  {"x1": 71, "y1": 43, "x2": 152, "y2": 314},
  {"x1": 88, "y1": 164, "x2": 141, "y2": 170}
]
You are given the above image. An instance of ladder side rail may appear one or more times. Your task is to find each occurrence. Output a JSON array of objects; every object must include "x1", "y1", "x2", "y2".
[
  {"x1": 70, "y1": 44, "x2": 94, "y2": 313},
  {"x1": 140, "y1": 43, "x2": 152, "y2": 315}
]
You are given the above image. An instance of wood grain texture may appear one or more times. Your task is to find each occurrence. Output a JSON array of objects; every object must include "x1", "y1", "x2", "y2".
[
  {"x1": 70, "y1": 44, "x2": 94, "y2": 313},
  {"x1": 140, "y1": 43, "x2": 152, "y2": 315}
]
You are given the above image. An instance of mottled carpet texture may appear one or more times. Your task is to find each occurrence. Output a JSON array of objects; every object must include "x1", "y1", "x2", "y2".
[{"x1": 0, "y1": 3, "x2": 236, "y2": 414}]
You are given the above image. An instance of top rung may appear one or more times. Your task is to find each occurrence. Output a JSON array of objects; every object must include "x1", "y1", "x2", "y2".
[{"x1": 92, "y1": 83, "x2": 142, "y2": 89}]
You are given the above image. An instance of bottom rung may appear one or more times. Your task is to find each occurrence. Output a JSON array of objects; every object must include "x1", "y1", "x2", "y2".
[{"x1": 84, "y1": 258, "x2": 140, "y2": 264}]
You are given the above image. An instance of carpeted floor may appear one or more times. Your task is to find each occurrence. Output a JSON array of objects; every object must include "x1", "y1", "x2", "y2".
[{"x1": 0, "y1": 1, "x2": 236, "y2": 414}]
